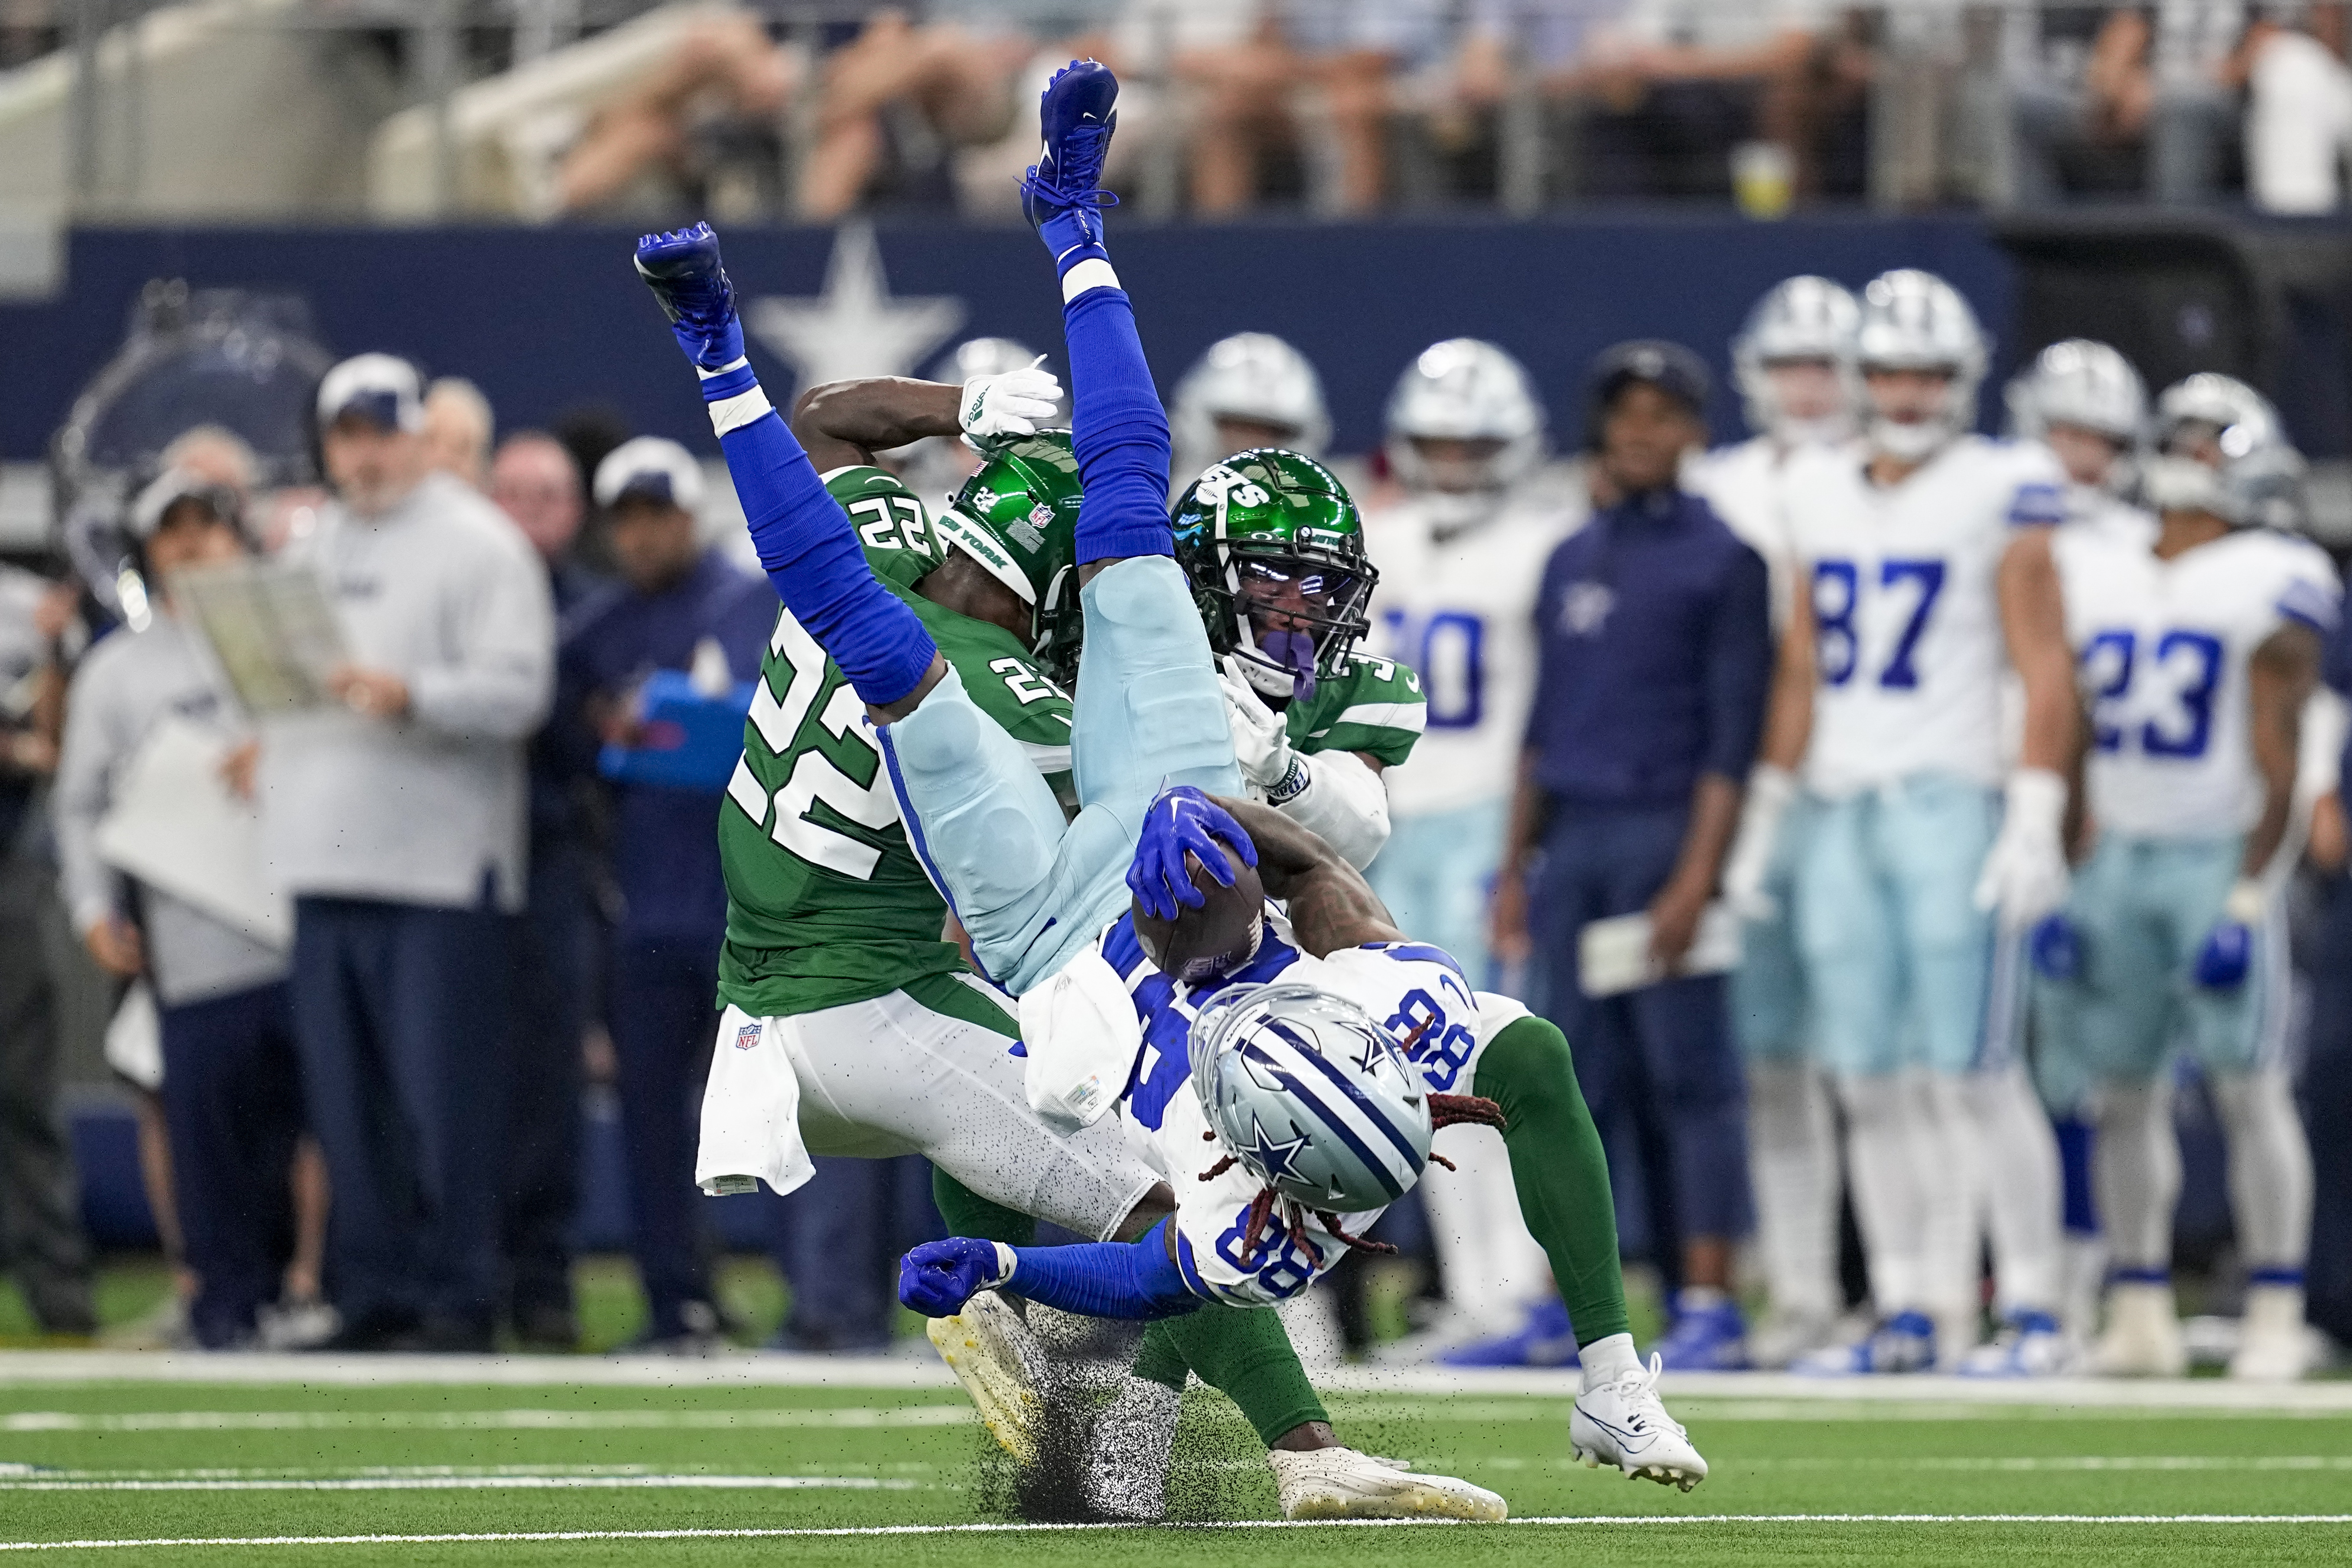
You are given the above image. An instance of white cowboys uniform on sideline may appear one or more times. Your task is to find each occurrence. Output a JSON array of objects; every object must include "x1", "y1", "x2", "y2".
[{"x1": 1691, "y1": 274, "x2": 1861, "y2": 1368}]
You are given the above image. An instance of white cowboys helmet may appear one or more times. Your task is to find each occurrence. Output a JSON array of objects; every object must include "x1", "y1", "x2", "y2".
[
  {"x1": 1732, "y1": 275, "x2": 1860, "y2": 444},
  {"x1": 2143, "y1": 372, "x2": 2306, "y2": 531},
  {"x1": 1384, "y1": 338, "x2": 1546, "y2": 504},
  {"x1": 1172, "y1": 333, "x2": 1332, "y2": 481},
  {"x1": 2005, "y1": 338, "x2": 2147, "y2": 445},
  {"x1": 1855, "y1": 269, "x2": 1988, "y2": 462},
  {"x1": 1189, "y1": 981, "x2": 1433, "y2": 1213}
]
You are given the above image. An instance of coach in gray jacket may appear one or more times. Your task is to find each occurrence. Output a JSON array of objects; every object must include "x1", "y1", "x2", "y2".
[{"x1": 259, "y1": 354, "x2": 553, "y2": 1351}]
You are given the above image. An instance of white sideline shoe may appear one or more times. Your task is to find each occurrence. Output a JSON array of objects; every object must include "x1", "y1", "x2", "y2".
[
  {"x1": 1570, "y1": 1353, "x2": 1709, "y2": 1492},
  {"x1": 2091, "y1": 1282, "x2": 2188, "y2": 1377},
  {"x1": 926, "y1": 1291, "x2": 1044, "y2": 1464},
  {"x1": 2231, "y1": 1285, "x2": 2319, "y2": 1382},
  {"x1": 1268, "y1": 1446, "x2": 1507, "y2": 1522}
]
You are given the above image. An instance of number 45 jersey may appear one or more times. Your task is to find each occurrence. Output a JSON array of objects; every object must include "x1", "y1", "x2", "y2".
[
  {"x1": 1090, "y1": 908, "x2": 1529, "y2": 1307},
  {"x1": 716, "y1": 466, "x2": 1075, "y2": 1020},
  {"x1": 1781, "y1": 435, "x2": 2066, "y2": 797},
  {"x1": 2054, "y1": 524, "x2": 2341, "y2": 839}
]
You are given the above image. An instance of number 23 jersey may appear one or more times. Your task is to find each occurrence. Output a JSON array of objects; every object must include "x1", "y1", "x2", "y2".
[
  {"x1": 1781, "y1": 435, "x2": 2065, "y2": 797},
  {"x1": 2054, "y1": 524, "x2": 2340, "y2": 840},
  {"x1": 1095, "y1": 910, "x2": 1528, "y2": 1307}
]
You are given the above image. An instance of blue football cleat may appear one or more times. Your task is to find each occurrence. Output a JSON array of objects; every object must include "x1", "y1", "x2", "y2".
[
  {"x1": 1439, "y1": 1296, "x2": 1580, "y2": 1369},
  {"x1": 634, "y1": 221, "x2": 744, "y2": 370},
  {"x1": 1791, "y1": 1309, "x2": 1937, "y2": 1376},
  {"x1": 1958, "y1": 1308, "x2": 2076, "y2": 1377},
  {"x1": 1649, "y1": 1290, "x2": 1750, "y2": 1372},
  {"x1": 1020, "y1": 59, "x2": 1120, "y2": 260}
]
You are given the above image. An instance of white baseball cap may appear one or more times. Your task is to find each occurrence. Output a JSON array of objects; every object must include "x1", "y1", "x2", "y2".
[
  {"x1": 316, "y1": 352, "x2": 426, "y2": 433},
  {"x1": 593, "y1": 436, "x2": 705, "y2": 511},
  {"x1": 128, "y1": 467, "x2": 239, "y2": 540}
]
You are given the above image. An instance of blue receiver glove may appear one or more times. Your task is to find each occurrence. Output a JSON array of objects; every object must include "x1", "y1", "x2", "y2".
[
  {"x1": 2028, "y1": 912, "x2": 2084, "y2": 982},
  {"x1": 1127, "y1": 785, "x2": 1259, "y2": 921},
  {"x1": 898, "y1": 1237, "x2": 1015, "y2": 1317},
  {"x1": 2192, "y1": 920, "x2": 2253, "y2": 989}
]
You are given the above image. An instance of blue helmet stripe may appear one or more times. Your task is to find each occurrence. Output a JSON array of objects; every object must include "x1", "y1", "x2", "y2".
[
  {"x1": 1283, "y1": 1031, "x2": 1427, "y2": 1171},
  {"x1": 1240, "y1": 1044, "x2": 1407, "y2": 1204}
]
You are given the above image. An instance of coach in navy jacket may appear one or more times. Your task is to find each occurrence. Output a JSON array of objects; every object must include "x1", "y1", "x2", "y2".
[{"x1": 1492, "y1": 340, "x2": 1771, "y2": 1370}]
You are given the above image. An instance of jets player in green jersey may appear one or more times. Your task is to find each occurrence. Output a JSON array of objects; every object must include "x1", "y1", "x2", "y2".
[{"x1": 1174, "y1": 449, "x2": 1424, "y2": 872}]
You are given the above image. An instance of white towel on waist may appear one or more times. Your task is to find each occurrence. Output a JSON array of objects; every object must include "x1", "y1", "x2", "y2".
[{"x1": 696, "y1": 1006, "x2": 816, "y2": 1197}]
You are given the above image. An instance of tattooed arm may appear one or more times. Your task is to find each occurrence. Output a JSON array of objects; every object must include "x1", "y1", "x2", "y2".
[{"x1": 1214, "y1": 796, "x2": 1406, "y2": 955}]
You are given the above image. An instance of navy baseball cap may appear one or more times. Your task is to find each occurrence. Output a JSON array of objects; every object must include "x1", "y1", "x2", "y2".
[
  {"x1": 316, "y1": 353, "x2": 426, "y2": 434},
  {"x1": 593, "y1": 436, "x2": 706, "y2": 511},
  {"x1": 1586, "y1": 339, "x2": 1713, "y2": 431}
]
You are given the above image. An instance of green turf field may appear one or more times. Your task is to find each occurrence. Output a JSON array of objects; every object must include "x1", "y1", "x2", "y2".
[{"x1": 5, "y1": 1369, "x2": 2351, "y2": 1565}]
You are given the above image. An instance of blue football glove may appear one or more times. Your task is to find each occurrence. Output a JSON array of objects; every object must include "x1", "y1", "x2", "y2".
[
  {"x1": 898, "y1": 1237, "x2": 1015, "y2": 1317},
  {"x1": 1127, "y1": 785, "x2": 1258, "y2": 921},
  {"x1": 2028, "y1": 912, "x2": 2084, "y2": 982},
  {"x1": 2192, "y1": 920, "x2": 2253, "y2": 989}
]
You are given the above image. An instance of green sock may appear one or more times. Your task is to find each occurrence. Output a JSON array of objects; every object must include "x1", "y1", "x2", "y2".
[
  {"x1": 1471, "y1": 1014, "x2": 1632, "y2": 1347},
  {"x1": 1132, "y1": 1304, "x2": 1328, "y2": 1448},
  {"x1": 930, "y1": 1168, "x2": 1036, "y2": 1248}
]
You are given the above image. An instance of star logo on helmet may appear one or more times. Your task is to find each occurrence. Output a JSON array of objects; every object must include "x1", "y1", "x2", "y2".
[{"x1": 1238, "y1": 1117, "x2": 1310, "y2": 1183}]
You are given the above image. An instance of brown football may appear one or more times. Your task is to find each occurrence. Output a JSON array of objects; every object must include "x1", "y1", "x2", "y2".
[{"x1": 1133, "y1": 843, "x2": 1266, "y2": 980}]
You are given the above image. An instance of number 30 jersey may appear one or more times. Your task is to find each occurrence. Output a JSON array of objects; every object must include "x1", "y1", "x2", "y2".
[
  {"x1": 1781, "y1": 435, "x2": 2066, "y2": 797},
  {"x1": 1361, "y1": 486, "x2": 1579, "y2": 816},
  {"x1": 716, "y1": 466, "x2": 1075, "y2": 1019},
  {"x1": 2054, "y1": 524, "x2": 2341, "y2": 840},
  {"x1": 1094, "y1": 909, "x2": 1528, "y2": 1307}
]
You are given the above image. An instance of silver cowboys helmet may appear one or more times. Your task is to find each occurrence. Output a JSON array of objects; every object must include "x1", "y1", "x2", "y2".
[
  {"x1": 2005, "y1": 338, "x2": 2147, "y2": 445},
  {"x1": 1171, "y1": 332, "x2": 1332, "y2": 479},
  {"x1": 1856, "y1": 269, "x2": 1988, "y2": 462},
  {"x1": 1732, "y1": 275, "x2": 1860, "y2": 444},
  {"x1": 1189, "y1": 981, "x2": 1433, "y2": 1213},
  {"x1": 2143, "y1": 372, "x2": 2306, "y2": 531},
  {"x1": 1384, "y1": 338, "x2": 1547, "y2": 513}
]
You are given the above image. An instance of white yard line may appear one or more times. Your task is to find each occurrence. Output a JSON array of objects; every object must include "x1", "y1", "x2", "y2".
[
  {"x1": 3, "y1": 1515, "x2": 2351, "y2": 1551},
  {"x1": 0, "y1": 1476, "x2": 917, "y2": 1493},
  {"x1": 0, "y1": 1405, "x2": 974, "y2": 1433}
]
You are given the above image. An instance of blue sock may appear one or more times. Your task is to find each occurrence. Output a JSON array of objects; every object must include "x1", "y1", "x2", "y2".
[
  {"x1": 701, "y1": 363, "x2": 937, "y2": 706},
  {"x1": 1058, "y1": 271, "x2": 1173, "y2": 566}
]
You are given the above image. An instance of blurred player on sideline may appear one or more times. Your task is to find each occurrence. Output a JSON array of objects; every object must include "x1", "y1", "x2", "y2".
[
  {"x1": 1169, "y1": 332, "x2": 1332, "y2": 486},
  {"x1": 1693, "y1": 276, "x2": 1860, "y2": 1367},
  {"x1": 1760, "y1": 271, "x2": 2076, "y2": 1375},
  {"x1": 2039, "y1": 374, "x2": 2338, "y2": 1381},
  {"x1": 1359, "y1": 338, "x2": 1574, "y2": 1363}
]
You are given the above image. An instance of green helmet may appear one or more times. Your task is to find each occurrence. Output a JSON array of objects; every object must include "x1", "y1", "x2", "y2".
[
  {"x1": 932, "y1": 433, "x2": 1085, "y2": 682},
  {"x1": 1171, "y1": 448, "x2": 1377, "y2": 701}
]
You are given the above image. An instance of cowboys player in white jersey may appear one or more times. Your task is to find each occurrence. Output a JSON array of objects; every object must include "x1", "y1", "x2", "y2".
[
  {"x1": 1756, "y1": 270, "x2": 2077, "y2": 1374},
  {"x1": 2039, "y1": 374, "x2": 2338, "y2": 1381},
  {"x1": 1694, "y1": 276, "x2": 1861, "y2": 1366},
  {"x1": 1358, "y1": 338, "x2": 1577, "y2": 1362},
  {"x1": 1169, "y1": 332, "x2": 1332, "y2": 486}
]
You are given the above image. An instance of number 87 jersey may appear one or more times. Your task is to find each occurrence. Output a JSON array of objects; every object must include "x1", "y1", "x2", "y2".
[
  {"x1": 2054, "y1": 522, "x2": 2341, "y2": 838},
  {"x1": 1781, "y1": 434, "x2": 2067, "y2": 796}
]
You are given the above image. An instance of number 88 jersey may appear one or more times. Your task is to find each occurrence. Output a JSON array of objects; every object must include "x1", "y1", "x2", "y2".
[
  {"x1": 2054, "y1": 524, "x2": 2341, "y2": 839},
  {"x1": 1781, "y1": 434, "x2": 2066, "y2": 797}
]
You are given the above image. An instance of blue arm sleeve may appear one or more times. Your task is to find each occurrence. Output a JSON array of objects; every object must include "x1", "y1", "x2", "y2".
[
  {"x1": 1700, "y1": 538, "x2": 1774, "y2": 782},
  {"x1": 715, "y1": 404, "x2": 938, "y2": 708},
  {"x1": 1006, "y1": 1218, "x2": 1202, "y2": 1320},
  {"x1": 1062, "y1": 283, "x2": 1173, "y2": 566}
]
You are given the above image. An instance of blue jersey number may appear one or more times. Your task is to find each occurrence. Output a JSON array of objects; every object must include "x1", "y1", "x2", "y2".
[
  {"x1": 1813, "y1": 557, "x2": 1946, "y2": 690},
  {"x1": 1214, "y1": 1210, "x2": 1320, "y2": 1299},
  {"x1": 2080, "y1": 628, "x2": 2225, "y2": 760},
  {"x1": 1385, "y1": 986, "x2": 1477, "y2": 1092},
  {"x1": 1384, "y1": 608, "x2": 1485, "y2": 730}
]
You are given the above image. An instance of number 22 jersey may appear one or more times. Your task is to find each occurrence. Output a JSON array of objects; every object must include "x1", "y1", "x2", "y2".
[
  {"x1": 1780, "y1": 435, "x2": 2065, "y2": 797},
  {"x1": 2054, "y1": 524, "x2": 2340, "y2": 840}
]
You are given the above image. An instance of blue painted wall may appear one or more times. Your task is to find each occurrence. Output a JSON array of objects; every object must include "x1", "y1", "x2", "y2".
[{"x1": 0, "y1": 215, "x2": 2017, "y2": 465}]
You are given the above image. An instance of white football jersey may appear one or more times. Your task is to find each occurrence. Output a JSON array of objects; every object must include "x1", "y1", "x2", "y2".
[
  {"x1": 2061, "y1": 478, "x2": 2158, "y2": 550},
  {"x1": 1095, "y1": 908, "x2": 1525, "y2": 1308},
  {"x1": 2055, "y1": 525, "x2": 2341, "y2": 840},
  {"x1": 1360, "y1": 482, "x2": 1580, "y2": 816},
  {"x1": 1782, "y1": 435, "x2": 2067, "y2": 797},
  {"x1": 1689, "y1": 434, "x2": 1864, "y2": 635}
]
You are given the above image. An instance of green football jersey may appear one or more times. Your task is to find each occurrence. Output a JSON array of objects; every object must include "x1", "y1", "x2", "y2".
[
  {"x1": 1283, "y1": 650, "x2": 1426, "y2": 767},
  {"x1": 716, "y1": 467, "x2": 1074, "y2": 1018}
]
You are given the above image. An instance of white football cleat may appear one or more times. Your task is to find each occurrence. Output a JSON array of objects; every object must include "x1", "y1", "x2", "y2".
[
  {"x1": 1958, "y1": 1310, "x2": 2077, "y2": 1377},
  {"x1": 1570, "y1": 1353, "x2": 1709, "y2": 1492},
  {"x1": 926, "y1": 1290, "x2": 1044, "y2": 1464},
  {"x1": 1268, "y1": 1446, "x2": 1507, "y2": 1522},
  {"x1": 2230, "y1": 1284, "x2": 2318, "y2": 1382},
  {"x1": 2091, "y1": 1281, "x2": 2188, "y2": 1377}
]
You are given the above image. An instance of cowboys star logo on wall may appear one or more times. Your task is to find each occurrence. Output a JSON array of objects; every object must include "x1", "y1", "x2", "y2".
[{"x1": 746, "y1": 221, "x2": 967, "y2": 394}]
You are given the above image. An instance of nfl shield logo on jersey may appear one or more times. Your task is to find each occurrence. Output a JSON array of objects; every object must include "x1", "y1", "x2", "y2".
[{"x1": 734, "y1": 1021, "x2": 762, "y2": 1051}]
